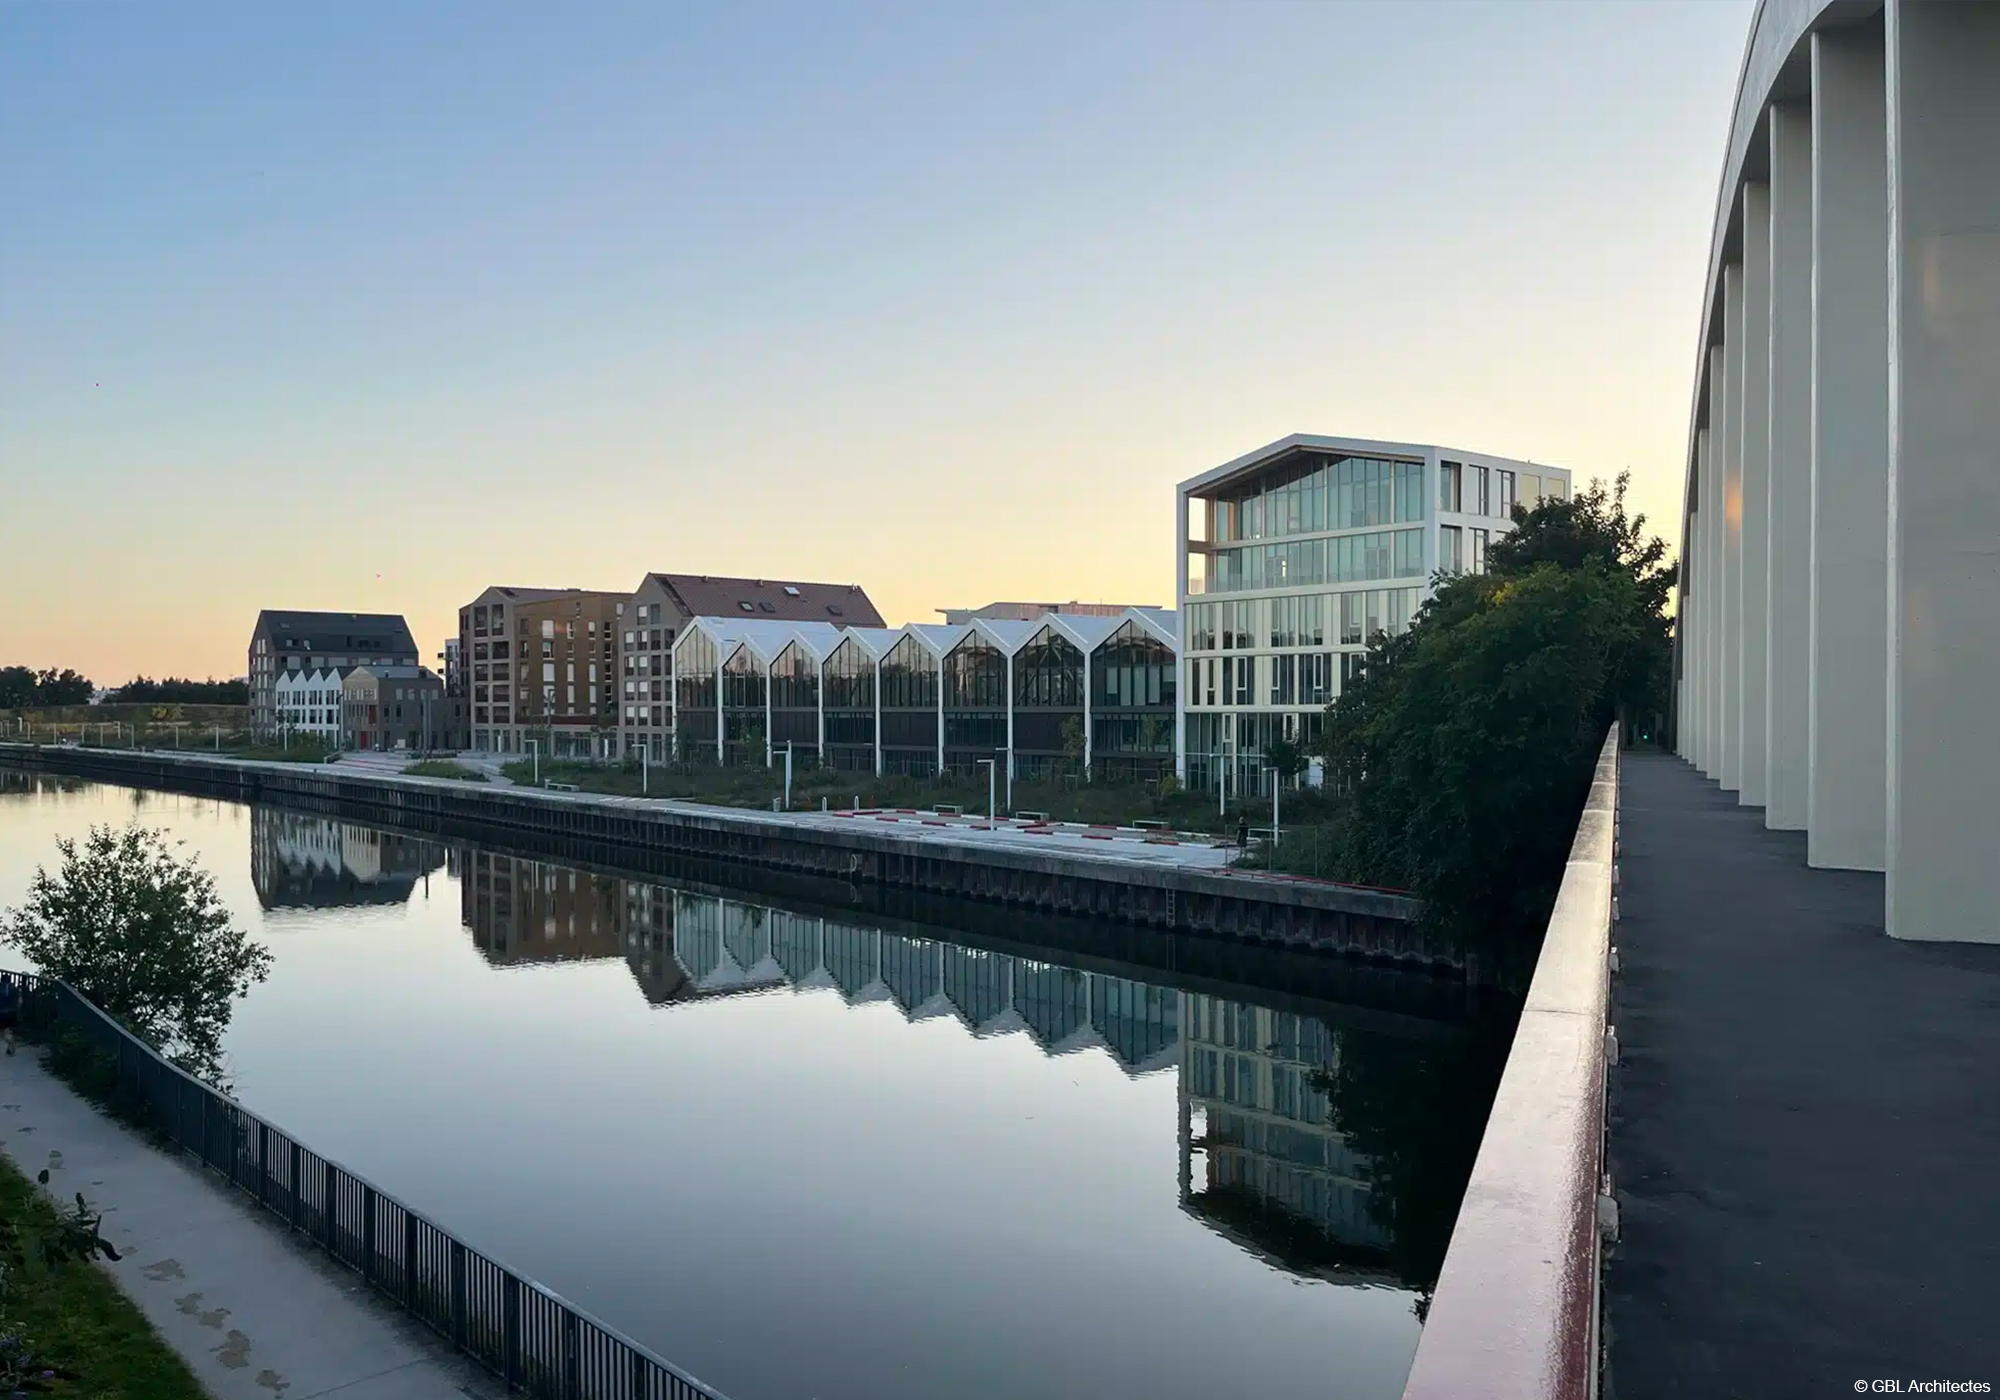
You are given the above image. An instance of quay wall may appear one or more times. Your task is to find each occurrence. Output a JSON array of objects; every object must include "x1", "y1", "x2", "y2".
[{"x1": 0, "y1": 744, "x2": 1453, "y2": 974}]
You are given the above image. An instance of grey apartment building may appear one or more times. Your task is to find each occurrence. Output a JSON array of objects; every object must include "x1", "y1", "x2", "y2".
[{"x1": 247, "y1": 610, "x2": 419, "y2": 736}]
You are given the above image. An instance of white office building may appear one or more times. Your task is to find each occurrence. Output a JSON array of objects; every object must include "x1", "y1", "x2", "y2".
[{"x1": 1176, "y1": 434, "x2": 1571, "y2": 795}]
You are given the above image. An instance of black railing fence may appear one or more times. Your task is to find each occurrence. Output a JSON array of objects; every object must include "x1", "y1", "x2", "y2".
[{"x1": 0, "y1": 969, "x2": 730, "y2": 1400}]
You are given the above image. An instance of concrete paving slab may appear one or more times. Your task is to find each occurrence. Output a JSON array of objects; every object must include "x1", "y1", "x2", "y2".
[{"x1": 0, "y1": 1050, "x2": 502, "y2": 1400}]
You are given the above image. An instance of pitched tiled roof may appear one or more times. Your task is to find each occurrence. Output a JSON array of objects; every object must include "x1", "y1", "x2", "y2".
[
  {"x1": 255, "y1": 611, "x2": 416, "y2": 653},
  {"x1": 650, "y1": 574, "x2": 884, "y2": 627}
]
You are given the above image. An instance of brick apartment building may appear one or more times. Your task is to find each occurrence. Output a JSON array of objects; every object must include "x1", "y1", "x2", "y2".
[
  {"x1": 458, "y1": 586, "x2": 626, "y2": 758},
  {"x1": 459, "y1": 575, "x2": 883, "y2": 760}
]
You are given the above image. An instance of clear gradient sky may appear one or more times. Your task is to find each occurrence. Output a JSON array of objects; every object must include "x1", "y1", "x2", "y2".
[{"x1": 2, "y1": 1, "x2": 1753, "y2": 683}]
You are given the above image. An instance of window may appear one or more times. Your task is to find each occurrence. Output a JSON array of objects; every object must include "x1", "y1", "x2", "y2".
[
  {"x1": 1269, "y1": 654, "x2": 1297, "y2": 705},
  {"x1": 1439, "y1": 461, "x2": 1463, "y2": 513},
  {"x1": 783, "y1": 585, "x2": 801, "y2": 597},
  {"x1": 541, "y1": 620, "x2": 554, "y2": 639},
  {"x1": 1440, "y1": 525, "x2": 1464, "y2": 573},
  {"x1": 1520, "y1": 473, "x2": 1541, "y2": 506},
  {"x1": 1471, "y1": 528, "x2": 1489, "y2": 575},
  {"x1": 1301, "y1": 653, "x2": 1334, "y2": 706},
  {"x1": 1206, "y1": 527, "x2": 1423, "y2": 593},
  {"x1": 1470, "y1": 465, "x2": 1489, "y2": 516},
  {"x1": 738, "y1": 601, "x2": 754, "y2": 612},
  {"x1": 1498, "y1": 470, "x2": 1517, "y2": 519}
]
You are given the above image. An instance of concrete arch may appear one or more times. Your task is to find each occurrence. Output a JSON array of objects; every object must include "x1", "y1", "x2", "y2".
[{"x1": 1674, "y1": 0, "x2": 2000, "y2": 942}]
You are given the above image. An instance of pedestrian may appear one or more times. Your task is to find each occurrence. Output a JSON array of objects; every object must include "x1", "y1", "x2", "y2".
[
  {"x1": 1236, "y1": 813, "x2": 1250, "y2": 850},
  {"x1": 0, "y1": 977, "x2": 19, "y2": 1056}
]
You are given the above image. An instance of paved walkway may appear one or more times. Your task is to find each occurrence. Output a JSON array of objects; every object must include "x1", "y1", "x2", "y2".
[
  {"x1": 1607, "y1": 753, "x2": 2000, "y2": 1397},
  {"x1": 0, "y1": 1051, "x2": 500, "y2": 1400}
]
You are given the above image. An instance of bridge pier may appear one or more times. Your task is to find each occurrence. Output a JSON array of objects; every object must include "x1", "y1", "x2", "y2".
[
  {"x1": 1807, "y1": 19, "x2": 1889, "y2": 873},
  {"x1": 1884, "y1": 0, "x2": 2000, "y2": 942},
  {"x1": 1765, "y1": 101, "x2": 1813, "y2": 832}
]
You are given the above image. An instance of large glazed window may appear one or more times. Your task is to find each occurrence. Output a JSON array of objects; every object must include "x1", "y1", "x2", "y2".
[
  {"x1": 1014, "y1": 630, "x2": 1083, "y2": 708},
  {"x1": 1209, "y1": 453, "x2": 1425, "y2": 544},
  {"x1": 824, "y1": 637, "x2": 875, "y2": 710},
  {"x1": 879, "y1": 634, "x2": 936, "y2": 710},
  {"x1": 674, "y1": 630, "x2": 719, "y2": 711}
]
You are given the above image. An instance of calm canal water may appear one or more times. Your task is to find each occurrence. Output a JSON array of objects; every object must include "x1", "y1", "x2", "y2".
[{"x1": 0, "y1": 773, "x2": 1509, "y2": 1400}]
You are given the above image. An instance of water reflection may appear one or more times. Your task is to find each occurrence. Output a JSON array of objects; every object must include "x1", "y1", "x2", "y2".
[
  {"x1": 0, "y1": 775, "x2": 1506, "y2": 1398},
  {"x1": 250, "y1": 810, "x2": 445, "y2": 911},
  {"x1": 431, "y1": 839, "x2": 1447, "y2": 1289}
]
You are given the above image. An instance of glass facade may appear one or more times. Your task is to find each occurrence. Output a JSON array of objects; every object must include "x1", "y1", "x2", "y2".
[
  {"x1": 1208, "y1": 527, "x2": 1424, "y2": 594},
  {"x1": 769, "y1": 642, "x2": 820, "y2": 760},
  {"x1": 673, "y1": 629, "x2": 719, "y2": 762},
  {"x1": 1181, "y1": 443, "x2": 1569, "y2": 794},
  {"x1": 1211, "y1": 455, "x2": 1425, "y2": 543},
  {"x1": 879, "y1": 634, "x2": 939, "y2": 776},
  {"x1": 1091, "y1": 620, "x2": 1176, "y2": 780},
  {"x1": 721, "y1": 646, "x2": 766, "y2": 766},
  {"x1": 823, "y1": 636, "x2": 877, "y2": 772},
  {"x1": 1012, "y1": 629, "x2": 1083, "y2": 776},
  {"x1": 942, "y1": 635, "x2": 1007, "y2": 770}
]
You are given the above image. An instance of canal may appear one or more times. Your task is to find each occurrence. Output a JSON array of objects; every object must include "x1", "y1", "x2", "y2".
[{"x1": 0, "y1": 773, "x2": 1512, "y2": 1400}]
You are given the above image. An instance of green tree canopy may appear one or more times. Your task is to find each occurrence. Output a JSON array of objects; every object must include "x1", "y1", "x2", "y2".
[
  {"x1": 115, "y1": 677, "x2": 248, "y2": 705},
  {"x1": 2, "y1": 825, "x2": 273, "y2": 1084},
  {"x1": 0, "y1": 668, "x2": 94, "y2": 711},
  {"x1": 1315, "y1": 474, "x2": 1675, "y2": 955}
]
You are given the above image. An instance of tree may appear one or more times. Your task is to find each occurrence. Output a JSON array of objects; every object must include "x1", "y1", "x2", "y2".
[
  {"x1": 31, "y1": 670, "x2": 93, "y2": 707},
  {"x1": 115, "y1": 677, "x2": 248, "y2": 705},
  {"x1": 0, "y1": 668, "x2": 32, "y2": 711},
  {"x1": 1, "y1": 826, "x2": 273, "y2": 1085},
  {"x1": 1309, "y1": 474, "x2": 1677, "y2": 956},
  {"x1": 1489, "y1": 472, "x2": 1677, "y2": 741},
  {"x1": 0, "y1": 668, "x2": 95, "y2": 710},
  {"x1": 1059, "y1": 715, "x2": 1086, "y2": 774},
  {"x1": 1265, "y1": 736, "x2": 1308, "y2": 782}
]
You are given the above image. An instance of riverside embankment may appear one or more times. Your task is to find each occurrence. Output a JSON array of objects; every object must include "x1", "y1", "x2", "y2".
[{"x1": 0, "y1": 743, "x2": 1458, "y2": 974}]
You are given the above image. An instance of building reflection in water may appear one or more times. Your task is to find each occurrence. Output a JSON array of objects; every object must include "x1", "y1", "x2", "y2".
[
  {"x1": 453, "y1": 848, "x2": 1413, "y2": 1286},
  {"x1": 250, "y1": 811, "x2": 445, "y2": 910}
]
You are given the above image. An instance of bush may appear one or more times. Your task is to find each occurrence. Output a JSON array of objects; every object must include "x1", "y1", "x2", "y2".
[
  {"x1": 1, "y1": 826, "x2": 273, "y2": 1086},
  {"x1": 404, "y1": 759, "x2": 488, "y2": 781}
]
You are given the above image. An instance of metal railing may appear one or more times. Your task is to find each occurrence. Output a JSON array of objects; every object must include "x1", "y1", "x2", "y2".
[
  {"x1": 0, "y1": 969, "x2": 730, "y2": 1400},
  {"x1": 1399, "y1": 725, "x2": 1620, "y2": 1400}
]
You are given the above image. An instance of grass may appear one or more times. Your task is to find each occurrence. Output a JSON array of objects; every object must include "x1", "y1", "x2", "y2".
[
  {"x1": 498, "y1": 757, "x2": 1348, "y2": 836},
  {"x1": 403, "y1": 759, "x2": 488, "y2": 781},
  {"x1": 0, "y1": 1155, "x2": 208, "y2": 1398}
]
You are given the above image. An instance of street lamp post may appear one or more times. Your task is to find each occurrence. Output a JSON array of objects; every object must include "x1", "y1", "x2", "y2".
[
  {"x1": 526, "y1": 738, "x2": 540, "y2": 786},
  {"x1": 976, "y1": 757, "x2": 997, "y2": 829}
]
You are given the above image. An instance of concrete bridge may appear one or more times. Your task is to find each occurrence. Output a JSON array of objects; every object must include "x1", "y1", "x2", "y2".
[{"x1": 1670, "y1": 0, "x2": 2000, "y2": 944}]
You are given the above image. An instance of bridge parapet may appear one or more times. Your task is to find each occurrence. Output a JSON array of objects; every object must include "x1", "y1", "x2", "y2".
[{"x1": 1400, "y1": 726, "x2": 1619, "y2": 1400}]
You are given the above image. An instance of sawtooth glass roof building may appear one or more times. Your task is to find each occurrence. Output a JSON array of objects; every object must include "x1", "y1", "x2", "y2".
[{"x1": 670, "y1": 607, "x2": 1179, "y2": 781}]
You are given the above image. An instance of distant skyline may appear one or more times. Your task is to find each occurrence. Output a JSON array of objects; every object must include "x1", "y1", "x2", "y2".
[{"x1": 1, "y1": 1, "x2": 1753, "y2": 682}]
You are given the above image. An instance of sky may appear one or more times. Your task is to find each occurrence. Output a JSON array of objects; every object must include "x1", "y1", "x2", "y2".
[{"x1": 0, "y1": 0, "x2": 1753, "y2": 683}]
